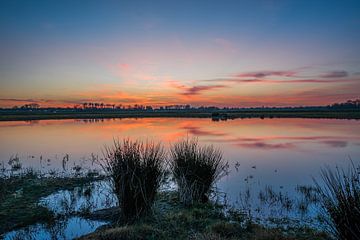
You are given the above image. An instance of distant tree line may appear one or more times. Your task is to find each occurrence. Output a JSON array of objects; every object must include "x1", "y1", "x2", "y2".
[
  {"x1": 5, "y1": 99, "x2": 360, "y2": 111},
  {"x1": 12, "y1": 103, "x2": 40, "y2": 109},
  {"x1": 328, "y1": 99, "x2": 360, "y2": 109}
]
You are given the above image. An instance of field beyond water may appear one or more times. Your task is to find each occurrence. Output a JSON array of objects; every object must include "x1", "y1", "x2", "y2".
[{"x1": 1, "y1": 108, "x2": 360, "y2": 121}]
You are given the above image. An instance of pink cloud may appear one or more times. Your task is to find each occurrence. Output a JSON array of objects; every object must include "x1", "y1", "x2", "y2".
[
  {"x1": 181, "y1": 85, "x2": 227, "y2": 96},
  {"x1": 235, "y1": 70, "x2": 296, "y2": 78},
  {"x1": 169, "y1": 80, "x2": 227, "y2": 96},
  {"x1": 117, "y1": 63, "x2": 130, "y2": 70}
]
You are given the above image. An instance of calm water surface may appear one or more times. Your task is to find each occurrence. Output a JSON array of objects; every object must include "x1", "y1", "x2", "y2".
[
  {"x1": 1, "y1": 118, "x2": 359, "y2": 182},
  {"x1": 1, "y1": 118, "x2": 360, "y2": 238}
]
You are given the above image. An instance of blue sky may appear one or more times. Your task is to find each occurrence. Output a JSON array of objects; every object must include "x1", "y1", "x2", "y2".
[{"x1": 1, "y1": 0, "x2": 359, "y2": 107}]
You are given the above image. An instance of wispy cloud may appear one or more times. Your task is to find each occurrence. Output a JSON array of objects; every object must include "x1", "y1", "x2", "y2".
[
  {"x1": 0, "y1": 98, "x2": 40, "y2": 103},
  {"x1": 320, "y1": 71, "x2": 348, "y2": 78},
  {"x1": 321, "y1": 140, "x2": 348, "y2": 148},
  {"x1": 234, "y1": 70, "x2": 296, "y2": 78},
  {"x1": 201, "y1": 68, "x2": 356, "y2": 86},
  {"x1": 169, "y1": 81, "x2": 227, "y2": 96},
  {"x1": 181, "y1": 85, "x2": 226, "y2": 96},
  {"x1": 205, "y1": 78, "x2": 351, "y2": 84},
  {"x1": 237, "y1": 142, "x2": 295, "y2": 149}
]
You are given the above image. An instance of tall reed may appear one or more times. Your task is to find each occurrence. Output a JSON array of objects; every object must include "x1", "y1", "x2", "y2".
[
  {"x1": 102, "y1": 139, "x2": 166, "y2": 220},
  {"x1": 170, "y1": 137, "x2": 227, "y2": 206},
  {"x1": 313, "y1": 161, "x2": 360, "y2": 240}
]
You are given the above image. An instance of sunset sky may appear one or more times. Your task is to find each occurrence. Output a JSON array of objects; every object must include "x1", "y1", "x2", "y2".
[{"x1": 0, "y1": 0, "x2": 359, "y2": 108}]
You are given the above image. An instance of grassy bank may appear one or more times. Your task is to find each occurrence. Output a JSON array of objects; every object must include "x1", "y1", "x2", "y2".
[
  {"x1": 78, "y1": 191, "x2": 329, "y2": 240},
  {"x1": 0, "y1": 171, "x2": 104, "y2": 234},
  {"x1": 1, "y1": 109, "x2": 360, "y2": 121}
]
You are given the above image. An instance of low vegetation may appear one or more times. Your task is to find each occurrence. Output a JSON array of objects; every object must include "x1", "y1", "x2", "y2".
[
  {"x1": 0, "y1": 169, "x2": 103, "y2": 234},
  {"x1": 314, "y1": 162, "x2": 360, "y2": 240},
  {"x1": 170, "y1": 138, "x2": 227, "y2": 205},
  {"x1": 101, "y1": 139, "x2": 166, "y2": 221},
  {"x1": 78, "y1": 192, "x2": 329, "y2": 240}
]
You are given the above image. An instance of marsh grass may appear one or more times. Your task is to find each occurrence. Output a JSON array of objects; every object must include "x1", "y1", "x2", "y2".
[
  {"x1": 101, "y1": 139, "x2": 166, "y2": 221},
  {"x1": 170, "y1": 138, "x2": 227, "y2": 206},
  {"x1": 313, "y1": 162, "x2": 360, "y2": 240},
  {"x1": 78, "y1": 192, "x2": 329, "y2": 240},
  {"x1": 8, "y1": 154, "x2": 22, "y2": 171},
  {"x1": 0, "y1": 177, "x2": 5, "y2": 200},
  {"x1": 0, "y1": 171, "x2": 101, "y2": 234}
]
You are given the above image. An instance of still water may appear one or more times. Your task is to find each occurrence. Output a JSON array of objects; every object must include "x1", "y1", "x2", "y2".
[
  {"x1": 1, "y1": 118, "x2": 359, "y2": 185},
  {"x1": 1, "y1": 118, "x2": 359, "y2": 238}
]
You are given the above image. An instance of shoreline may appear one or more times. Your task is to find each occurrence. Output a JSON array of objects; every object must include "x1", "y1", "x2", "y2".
[{"x1": 1, "y1": 110, "x2": 360, "y2": 121}]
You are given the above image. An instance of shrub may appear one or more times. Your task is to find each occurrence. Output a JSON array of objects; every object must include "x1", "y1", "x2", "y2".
[
  {"x1": 170, "y1": 137, "x2": 227, "y2": 206},
  {"x1": 313, "y1": 161, "x2": 360, "y2": 240},
  {"x1": 102, "y1": 139, "x2": 166, "y2": 221}
]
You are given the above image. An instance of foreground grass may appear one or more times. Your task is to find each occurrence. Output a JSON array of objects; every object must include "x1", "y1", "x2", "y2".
[
  {"x1": 78, "y1": 192, "x2": 329, "y2": 240},
  {"x1": 0, "y1": 172, "x2": 103, "y2": 234}
]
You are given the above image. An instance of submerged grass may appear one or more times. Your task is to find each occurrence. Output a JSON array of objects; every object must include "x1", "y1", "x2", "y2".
[
  {"x1": 101, "y1": 139, "x2": 166, "y2": 221},
  {"x1": 313, "y1": 161, "x2": 360, "y2": 240},
  {"x1": 170, "y1": 137, "x2": 227, "y2": 205}
]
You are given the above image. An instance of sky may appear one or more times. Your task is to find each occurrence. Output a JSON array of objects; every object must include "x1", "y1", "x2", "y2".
[{"x1": 0, "y1": 0, "x2": 359, "y2": 108}]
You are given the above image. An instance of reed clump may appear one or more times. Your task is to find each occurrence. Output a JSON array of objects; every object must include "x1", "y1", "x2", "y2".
[
  {"x1": 0, "y1": 177, "x2": 5, "y2": 200},
  {"x1": 102, "y1": 139, "x2": 166, "y2": 221},
  {"x1": 313, "y1": 162, "x2": 360, "y2": 240},
  {"x1": 170, "y1": 138, "x2": 227, "y2": 206}
]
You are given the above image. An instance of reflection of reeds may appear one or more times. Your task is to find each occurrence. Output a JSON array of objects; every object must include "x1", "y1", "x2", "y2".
[
  {"x1": 102, "y1": 139, "x2": 165, "y2": 221},
  {"x1": 0, "y1": 178, "x2": 4, "y2": 200},
  {"x1": 8, "y1": 155, "x2": 22, "y2": 171},
  {"x1": 170, "y1": 137, "x2": 227, "y2": 206},
  {"x1": 313, "y1": 162, "x2": 360, "y2": 240}
]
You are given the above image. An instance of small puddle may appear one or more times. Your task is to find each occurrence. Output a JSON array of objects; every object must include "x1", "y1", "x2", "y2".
[
  {"x1": 40, "y1": 180, "x2": 116, "y2": 214},
  {"x1": 3, "y1": 180, "x2": 117, "y2": 240},
  {"x1": 3, "y1": 217, "x2": 107, "y2": 240}
]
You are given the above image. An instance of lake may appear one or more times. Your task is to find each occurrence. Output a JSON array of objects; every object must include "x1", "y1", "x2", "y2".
[{"x1": 1, "y1": 117, "x2": 360, "y2": 236}]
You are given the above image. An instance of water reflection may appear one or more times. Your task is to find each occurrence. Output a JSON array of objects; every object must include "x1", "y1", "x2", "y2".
[
  {"x1": 3, "y1": 217, "x2": 107, "y2": 240},
  {"x1": 0, "y1": 118, "x2": 359, "y2": 191},
  {"x1": 40, "y1": 181, "x2": 116, "y2": 215}
]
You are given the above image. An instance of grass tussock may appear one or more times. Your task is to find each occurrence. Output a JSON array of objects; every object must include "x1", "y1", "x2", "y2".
[
  {"x1": 102, "y1": 139, "x2": 166, "y2": 221},
  {"x1": 313, "y1": 161, "x2": 360, "y2": 240},
  {"x1": 170, "y1": 137, "x2": 227, "y2": 206}
]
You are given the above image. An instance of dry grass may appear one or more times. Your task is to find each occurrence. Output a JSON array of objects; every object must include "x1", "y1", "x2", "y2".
[
  {"x1": 170, "y1": 137, "x2": 227, "y2": 206},
  {"x1": 313, "y1": 161, "x2": 360, "y2": 240},
  {"x1": 101, "y1": 139, "x2": 166, "y2": 221}
]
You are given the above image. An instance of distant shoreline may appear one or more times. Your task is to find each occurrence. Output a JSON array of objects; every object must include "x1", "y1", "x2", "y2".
[{"x1": 1, "y1": 109, "x2": 359, "y2": 121}]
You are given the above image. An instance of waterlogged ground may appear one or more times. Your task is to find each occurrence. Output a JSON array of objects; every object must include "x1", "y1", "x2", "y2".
[
  {"x1": 4, "y1": 217, "x2": 107, "y2": 240},
  {"x1": 0, "y1": 118, "x2": 359, "y2": 238},
  {"x1": 1, "y1": 180, "x2": 112, "y2": 240}
]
